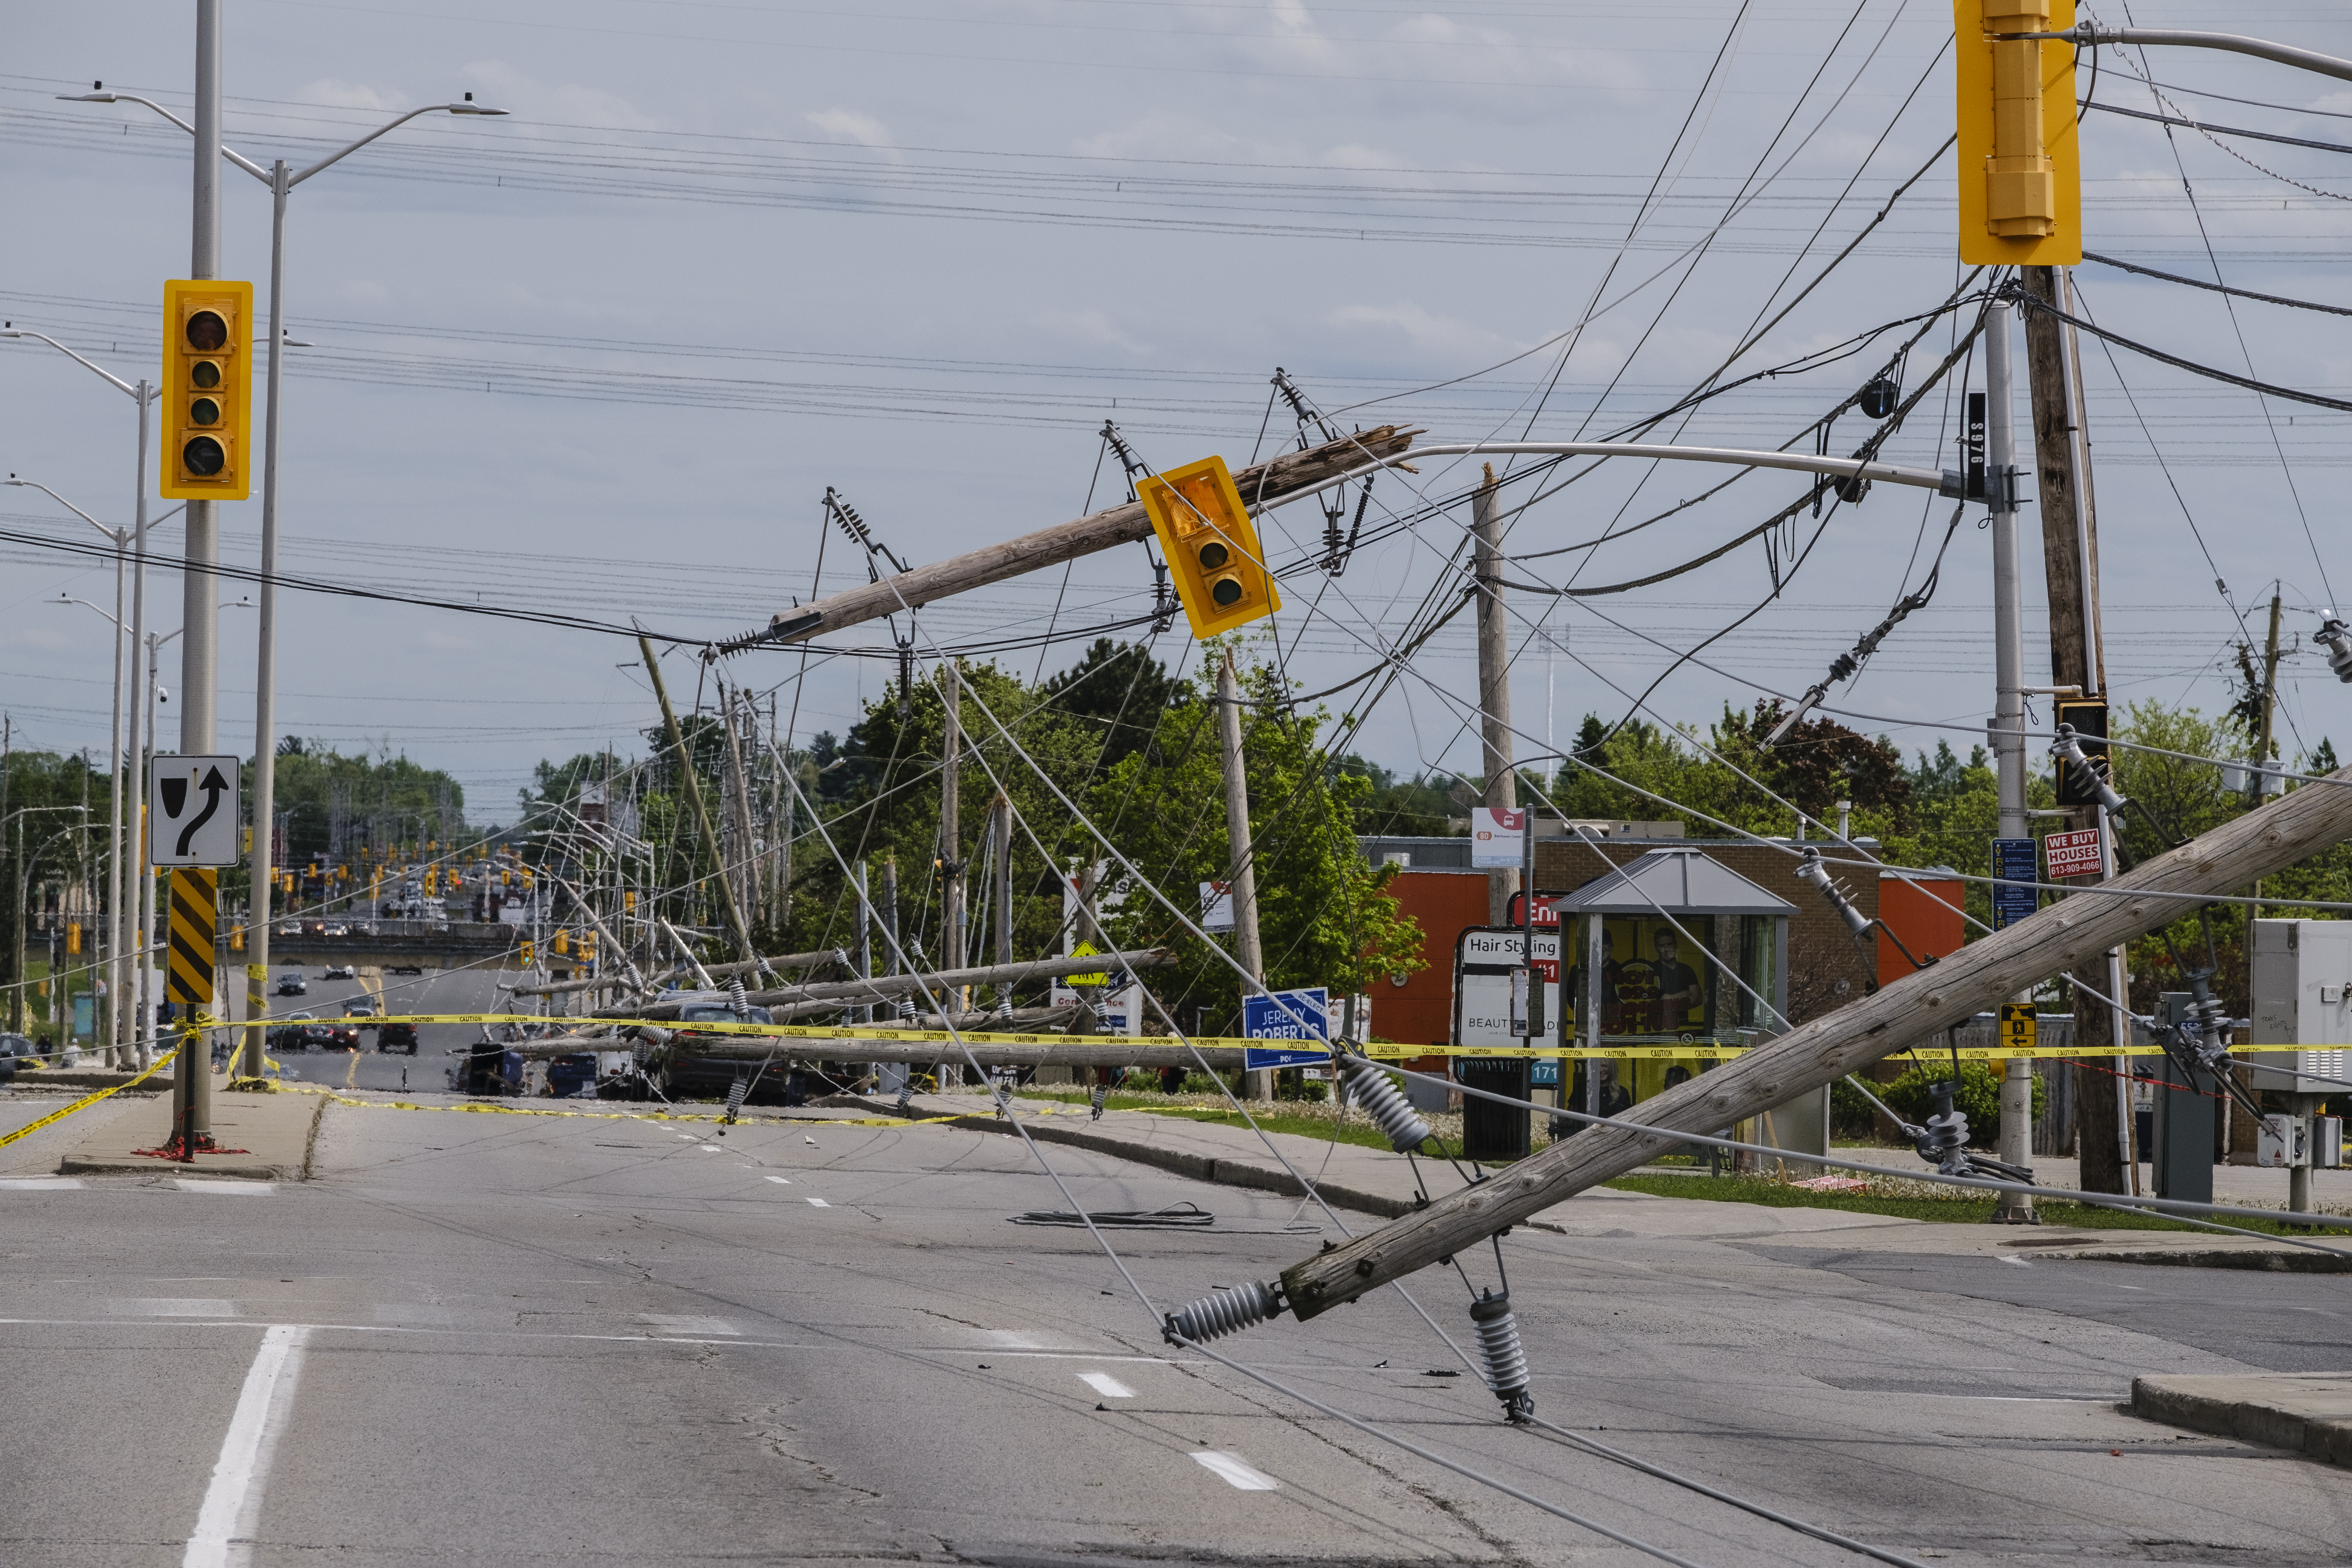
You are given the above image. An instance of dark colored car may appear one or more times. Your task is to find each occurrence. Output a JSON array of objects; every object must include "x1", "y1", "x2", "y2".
[
  {"x1": 377, "y1": 1021, "x2": 418, "y2": 1055},
  {"x1": 267, "y1": 1012, "x2": 319, "y2": 1052},
  {"x1": 276, "y1": 973, "x2": 308, "y2": 996},
  {"x1": 389, "y1": 962, "x2": 424, "y2": 976},
  {"x1": 549, "y1": 1052, "x2": 598, "y2": 1098},
  {"x1": 661, "y1": 1003, "x2": 787, "y2": 1102},
  {"x1": 0, "y1": 1032, "x2": 32, "y2": 1082}
]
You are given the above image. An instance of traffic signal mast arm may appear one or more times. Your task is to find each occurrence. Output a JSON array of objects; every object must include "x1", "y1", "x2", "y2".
[
  {"x1": 1276, "y1": 763, "x2": 2352, "y2": 1320},
  {"x1": 2004, "y1": 23, "x2": 2352, "y2": 85}
]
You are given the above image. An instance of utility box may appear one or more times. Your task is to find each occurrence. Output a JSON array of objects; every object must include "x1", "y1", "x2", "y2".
[
  {"x1": 2248, "y1": 919, "x2": 2352, "y2": 1094},
  {"x1": 2256, "y1": 1113, "x2": 2310, "y2": 1170},
  {"x1": 2317, "y1": 1116, "x2": 2344, "y2": 1170},
  {"x1": 2150, "y1": 993, "x2": 2217, "y2": 1204}
]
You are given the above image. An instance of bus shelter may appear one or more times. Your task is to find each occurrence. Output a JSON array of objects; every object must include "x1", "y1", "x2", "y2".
[{"x1": 1551, "y1": 849, "x2": 1821, "y2": 1161}]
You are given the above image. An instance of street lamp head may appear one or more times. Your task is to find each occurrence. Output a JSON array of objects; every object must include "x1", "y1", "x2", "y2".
[
  {"x1": 59, "y1": 92, "x2": 118, "y2": 103},
  {"x1": 447, "y1": 93, "x2": 507, "y2": 116}
]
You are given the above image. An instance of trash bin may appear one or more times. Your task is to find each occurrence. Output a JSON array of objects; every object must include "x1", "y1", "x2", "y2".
[{"x1": 1457, "y1": 1057, "x2": 1531, "y2": 1162}]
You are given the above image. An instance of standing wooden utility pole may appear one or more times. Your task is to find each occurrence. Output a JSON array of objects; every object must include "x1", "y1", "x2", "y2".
[
  {"x1": 1216, "y1": 648, "x2": 1269, "y2": 1098},
  {"x1": 938, "y1": 659, "x2": 965, "y2": 1085},
  {"x1": 1472, "y1": 464, "x2": 1519, "y2": 927},
  {"x1": 637, "y1": 635, "x2": 758, "y2": 966},
  {"x1": 991, "y1": 794, "x2": 1015, "y2": 1015},
  {"x1": 2022, "y1": 265, "x2": 2130, "y2": 1195},
  {"x1": 2251, "y1": 592, "x2": 2286, "y2": 813},
  {"x1": 720, "y1": 684, "x2": 760, "y2": 937}
]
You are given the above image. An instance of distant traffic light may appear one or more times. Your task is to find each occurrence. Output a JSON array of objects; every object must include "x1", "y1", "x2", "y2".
[
  {"x1": 1139, "y1": 455, "x2": 1281, "y2": 638},
  {"x1": 1956, "y1": 0, "x2": 2080, "y2": 265},
  {"x1": 161, "y1": 279, "x2": 255, "y2": 499}
]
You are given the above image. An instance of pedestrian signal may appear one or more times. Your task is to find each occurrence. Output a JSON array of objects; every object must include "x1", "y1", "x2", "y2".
[
  {"x1": 1139, "y1": 455, "x2": 1281, "y2": 638},
  {"x1": 1955, "y1": 0, "x2": 2080, "y2": 265},
  {"x1": 161, "y1": 279, "x2": 255, "y2": 499}
]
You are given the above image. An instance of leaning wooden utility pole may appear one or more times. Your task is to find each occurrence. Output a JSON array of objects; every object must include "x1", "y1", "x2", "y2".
[
  {"x1": 1217, "y1": 648, "x2": 1269, "y2": 1097},
  {"x1": 1471, "y1": 464, "x2": 1518, "y2": 927},
  {"x1": 2021, "y1": 264, "x2": 2129, "y2": 1195},
  {"x1": 1279, "y1": 766, "x2": 2352, "y2": 1317},
  {"x1": 990, "y1": 793, "x2": 1015, "y2": 1014},
  {"x1": 719, "y1": 684, "x2": 760, "y2": 932},
  {"x1": 637, "y1": 635, "x2": 759, "y2": 965},
  {"x1": 757, "y1": 428, "x2": 1418, "y2": 647},
  {"x1": 2251, "y1": 590, "x2": 2286, "y2": 925}
]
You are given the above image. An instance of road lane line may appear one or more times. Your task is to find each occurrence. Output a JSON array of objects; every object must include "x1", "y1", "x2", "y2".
[
  {"x1": 175, "y1": 1179, "x2": 275, "y2": 1194},
  {"x1": 182, "y1": 1324, "x2": 309, "y2": 1568},
  {"x1": 1078, "y1": 1372, "x2": 1135, "y2": 1399},
  {"x1": 764, "y1": 1176, "x2": 792, "y2": 1184},
  {"x1": 1191, "y1": 1451, "x2": 1277, "y2": 1490},
  {"x1": 0, "y1": 1176, "x2": 83, "y2": 1189},
  {"x1": 806, "y1": 1197, "x2": 831, "y2": 1207},
  {"x1": 639, "y1": 1315, "x2": 740, "y2": 1337}
]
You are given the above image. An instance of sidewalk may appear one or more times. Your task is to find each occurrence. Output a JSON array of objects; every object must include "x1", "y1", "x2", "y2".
[
  {"x1": 874, "y1": 1089, "x2": 2344, "y2": 1269},
  {"x1": 57, "y1": 1083, "x2": 323, "y2": 1181},
  {"x1": 2133, "y1": 1374, "x2": 2352, "y2": 1468}
]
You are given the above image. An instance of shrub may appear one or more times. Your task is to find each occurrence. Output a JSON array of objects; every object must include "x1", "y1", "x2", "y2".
[{"x1": 1874, "y1": 1061, "x2": 2044, "y2": 1147}]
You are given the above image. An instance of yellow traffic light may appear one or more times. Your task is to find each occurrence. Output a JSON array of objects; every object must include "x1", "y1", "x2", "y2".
[
  {"x1": 161, "y1": 279, "x2": 255, "y2": 499},
  {"x1": 1139, "y1": 455, "x2": 1281, "y2": 639},
  {"x1": 1956, "y1": 0, "x2": 2080, "y2": 265},
  {"x1": 552, "y1": 929, "x2": 569, "y2": 956},
  {"x1": 520, "y1": 939, "x2": 536, "y2": 969},
  {"x1": 67, "y1": 922, "x2": 81, "y2": 955}
]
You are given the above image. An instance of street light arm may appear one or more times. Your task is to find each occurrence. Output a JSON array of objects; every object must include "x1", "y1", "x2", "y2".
[
  {"x1": 1277, "y1": 441, "x2": 1962, "y2": 515},
  {"x1": 2008, "y1": 25, "x2": 2352, "y2": 86},
  {"x1": 0, "y1": 330, "x2": 146, "y2": 401},
  {"x1": 5, "y1": 478, "x2": 121, "y2": 541},
  {"x1": 60, "y1": 91, "x2": 273, "y2": 182},
  {"x1": 56, "y1": 597, "x2": 131, "y2": 635},
  {"x1": 291, "y1": 101, "x2": 507, "y2": 187}
]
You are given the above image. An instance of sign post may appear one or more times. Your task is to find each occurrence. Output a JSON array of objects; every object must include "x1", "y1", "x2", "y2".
[{"x1": 148, "y1": 756, "x2": 239, "y2": 1157}]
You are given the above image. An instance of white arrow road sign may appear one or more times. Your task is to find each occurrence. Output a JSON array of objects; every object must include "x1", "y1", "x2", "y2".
[{"x1": 150, "y1": 755, "x2": 241, "y2": 867}]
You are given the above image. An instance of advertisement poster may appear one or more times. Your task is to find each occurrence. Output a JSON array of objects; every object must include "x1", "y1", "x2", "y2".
[{"x1": 1574, "y1": 916, "x2": 1711, "y2": 1038}]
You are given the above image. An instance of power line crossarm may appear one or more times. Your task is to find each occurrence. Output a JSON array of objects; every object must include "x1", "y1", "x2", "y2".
[{"x1": 1277, "y1": 765, "x2": 2352, "y2": 1318}]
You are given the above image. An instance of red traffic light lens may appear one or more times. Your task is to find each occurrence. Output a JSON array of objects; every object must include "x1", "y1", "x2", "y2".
[
  {"x1": 191, "y1": 360, "x2": 221, "y2": 390},
  {"x1": 182, "y1": 436, "x2": 226, "y2": 476},
  {"x1": 1198, "y1": 541, "x2": 1230, "y2": 570},
  {"x1": 185, "y1": 311, "x2": 228, "y2": 352},
  {"x1": 189, "y1": 397, "x2": 221, "y2": 426},
  {"x1": 1211, "y1": 578, "x2": 1243, "y2": 607}
]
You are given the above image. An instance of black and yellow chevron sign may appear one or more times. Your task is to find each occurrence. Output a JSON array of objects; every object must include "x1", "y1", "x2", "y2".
[{"x1": 167, "y1": 867, "x2": 217, "y2": 1004}]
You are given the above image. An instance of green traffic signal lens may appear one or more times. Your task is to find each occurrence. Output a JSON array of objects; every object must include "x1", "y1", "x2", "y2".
[
  {"x1": 1198, "y1": 541, "x2": 1230, "y2": 570},
  {"x1": 182, "y1": 436, "x2": 226, "y2": 476},
  {"x1": 1211, "y1": 577, "x2": 1243, "y2": 607},
  {"x1": 189, "y1": 397, "x2": 221, "y2": 426},
  {"x1": 191, "y1": 360, "x2": 221, "y2": 390},
  {"x1": 185, "y1": 311, "x2": 228, "y2": 352}
]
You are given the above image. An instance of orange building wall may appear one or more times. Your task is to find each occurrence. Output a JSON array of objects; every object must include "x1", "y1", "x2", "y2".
[
  {"x1": 1878, "y1": 873, "x2": 1965, "y2": 985},
  {"x1": 1376, "y1": 870, "x2": 1492, "y2": 1048}
]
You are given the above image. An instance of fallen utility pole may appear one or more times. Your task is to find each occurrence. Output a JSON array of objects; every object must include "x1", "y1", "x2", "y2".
[
  {"x1": 597, "y1": 947, "x2": 1174, "y2": 1019},
  {"x1": 639, "y1": 634, "x2": 759, "y2": 964},
  {"x1": 498, "y1": 1032, "x2": 1250, "y2": 1070},
  {"x1": 756, "y1": 426, "x2": 1419, "y2": 646},
  {"x1": 1278, "y1": 769, "x2": 2352, "y2": 1318},
  {"x1": 509, "y1": 946, "x2": 842, "y2": 1000}
]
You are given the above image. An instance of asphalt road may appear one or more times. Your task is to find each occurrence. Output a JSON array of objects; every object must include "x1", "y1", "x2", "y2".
[
  {"x1": 262, "y1": 959, "x2": 508, "y2": 1095},
  {"x1": 2, "y1": 1101, "x2": 2347, "y2": 1566}
]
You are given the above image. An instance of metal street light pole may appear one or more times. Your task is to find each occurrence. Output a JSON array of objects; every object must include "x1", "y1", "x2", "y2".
[
  {"x1": 3, "y1": 811, "x2": 89, "y2": 1035},
  {"x1": 0, "y1": 330, "x2": 173, "y2": 1061},
  {"x1": 63, "y1": 81, "x2": 506, "y2": 1068}
]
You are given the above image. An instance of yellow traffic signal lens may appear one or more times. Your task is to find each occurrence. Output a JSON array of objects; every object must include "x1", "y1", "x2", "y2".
[
  {"x1": 185, "y1": 311, "x2": 228, "y2": 351},
  {"x1": 1199, "y1": 541, "x2": 1231, "y2": 570},
  {"x1": 190, "y1": 397, "x2": 221, "y2": 426},
  {"x1": 183, "y1": 436, "x2": 226, "y2": 476},
  {"x1": 1211, "y1": 577, "x2": 1242, "y2": 606},
  {"x1": 191, "y1": 360, "x2": 221, "y2": 389}
]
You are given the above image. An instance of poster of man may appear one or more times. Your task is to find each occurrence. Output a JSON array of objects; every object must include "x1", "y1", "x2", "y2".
[{"x1": 1607, "y1": 916, "x2": 1711, "y2": 1037}]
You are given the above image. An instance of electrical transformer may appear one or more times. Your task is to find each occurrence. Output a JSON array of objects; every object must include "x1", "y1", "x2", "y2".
[{"x1": 2248, "y1": 919, "x2": 2352, "y2": 1095}]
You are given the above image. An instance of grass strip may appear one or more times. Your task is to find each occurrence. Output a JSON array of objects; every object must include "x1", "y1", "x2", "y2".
[{"x1": 1604, "y1": 1171, "x2": 2352, "y2": 1238}]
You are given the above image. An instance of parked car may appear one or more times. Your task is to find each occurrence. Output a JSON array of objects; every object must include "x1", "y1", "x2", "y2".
[
  {"x1": 276, "y1": 972, "x2": 308, "y2": 996},
  {"x1": 323, "y1": 924, "x2": 349, "y2": 939},
  {"x1": 389, "y1": 962, "x2": 424, "y2": 975},
  {"x1": 377, "y1": 1020, "x2": 418, "y2": 1055},
  {"x1": 278, "y1": 922, "x2": 302, "y2": 938},
  {"x1": 267, "y1": 1012, "x2": 318, "y2": 1052},
  {"x1": 323, "y1": 1019, "x2": 361, "y2": 1050},
  {"x1": 0, "y1": 1032, "x2": 32, "y2": 1082},
  {"x1": 322, "y1": 963, "x2": 356, "y2": 980}
]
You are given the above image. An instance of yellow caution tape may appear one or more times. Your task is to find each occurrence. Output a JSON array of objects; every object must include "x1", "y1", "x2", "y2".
[
  {"x1": 1363, "y1": 1042, "x2": 2197, "y2": 1061},
  {"x1": 0, "y1": 1046, "x2": 182, "y2": 1150}
]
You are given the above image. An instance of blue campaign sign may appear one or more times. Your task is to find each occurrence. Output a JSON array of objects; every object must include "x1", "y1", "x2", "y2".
[
  {"x1": 1243, "y1": 987, "x2": 1331, "y2": 1070},
  {"x1": 1990, "y1": 836, "x2": 2038, "y2": 930}
]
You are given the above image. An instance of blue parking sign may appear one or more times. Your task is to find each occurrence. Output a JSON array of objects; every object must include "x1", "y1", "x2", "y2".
[{"x1": 1242, "y1": 987, "x2": 1331, "y2": 1070}]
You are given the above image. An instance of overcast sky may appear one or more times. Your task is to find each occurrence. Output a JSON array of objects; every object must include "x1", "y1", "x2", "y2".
[{"x1": 5, "y1": 1, "x2": 2351, "y2": 827}]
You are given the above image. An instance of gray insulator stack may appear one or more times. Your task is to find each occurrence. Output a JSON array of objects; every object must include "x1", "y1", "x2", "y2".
[
  {"x1": 1338, "y1": 1055, "x2": 1431, "y2": 1153},
  {"x1": 1795, "y1": 847, "x2": 1871, "y2": 940},
  {"x1": 1470, "y1": 1289, "x2": 1533, "y2": 1422},
  {"x1": 2318, "y1": 616, "x2": 2352, "y2": 683},
  {"x1": 1164, "y1": 1280, "x2": 1282, "y2": 1345},
  {"x1": 1090, "y1": 1083, "x2": 1109, "y2": 1121},
  {"x1": 726, "y1": 1075, "x2": 750, "y2": 1120}
]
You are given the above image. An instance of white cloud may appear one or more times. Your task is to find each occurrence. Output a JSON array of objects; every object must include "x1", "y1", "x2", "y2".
[
  {"x1": 804, "y1": 109, "x2": 897, "y2": 152},
  {"x1": 292, "y1": 79, "x2": 412, "y2": 113},
  {"x1": 1031, "y1": 307, "x2": 1151, "y2": 357},
  {"x1": 1327, "y1": 301, "x2": 1524, "y2": 362}
]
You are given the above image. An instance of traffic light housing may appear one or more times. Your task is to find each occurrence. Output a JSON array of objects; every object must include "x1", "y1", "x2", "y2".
[
  {"x1": 161, "y1": 279, "x2": 255, "y2": 499},
  {"x1": 1955, "y1": 0, "x2": 2080, "y2": 265},
  {"x1": 1139, "y1": 455, "x2": 1281, "y2": 639}
]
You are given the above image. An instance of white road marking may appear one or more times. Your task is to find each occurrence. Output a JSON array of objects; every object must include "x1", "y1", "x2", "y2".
[
  {"x1": 1191, "y1": 1451, "x2": 1277, "y2": 1490},
  {"x1": 700, "y1": 1145, "x2": 722, "y2": 1153},
  {"x1": 806, "y1": 1197, "x2": 831, "y2": 1208},
  {"x1": 765, "y1": 1176, "x2": 791, "y2": 1184},
  {"x1": 1997, "y1": 1255, "x2": 2031, "y2": 1268},
  {"x1": 181, "y1": 1324, "x2": 308, "y2": 1568},
  {"x1": 639, "y1": 1314, "x2": 740, "y2": 1337},
  {"x1": 116, "y1": 1298, "x2": 239, "y2": 1318},
  {"x1": 0, "y1": 1176, "x2": 82, "y2": 1190},
  {"x1": 1078, "y1": 1372, "x2": 1135, "y2": 1399},
  {"x1": 175, "y1": 1180, "x2": 275, "y2": 1194}
]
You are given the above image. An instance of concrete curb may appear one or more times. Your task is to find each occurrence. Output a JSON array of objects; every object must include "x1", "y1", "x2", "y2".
[
  {"x1": 59, "y1": 1090, "x2": 325, "y2": 1182},
  {"x1": 2069, "y1": 1245, "x2": 2352, "y2": 1274},
  {"x1": 2132, "y1": 1374, "x2": 2352, "y2": 1467}
]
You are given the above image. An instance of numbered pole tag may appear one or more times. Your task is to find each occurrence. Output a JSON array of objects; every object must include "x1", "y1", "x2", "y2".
[{"x1": 150, "y1": 755, "x2": 241, "y2": 867}]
